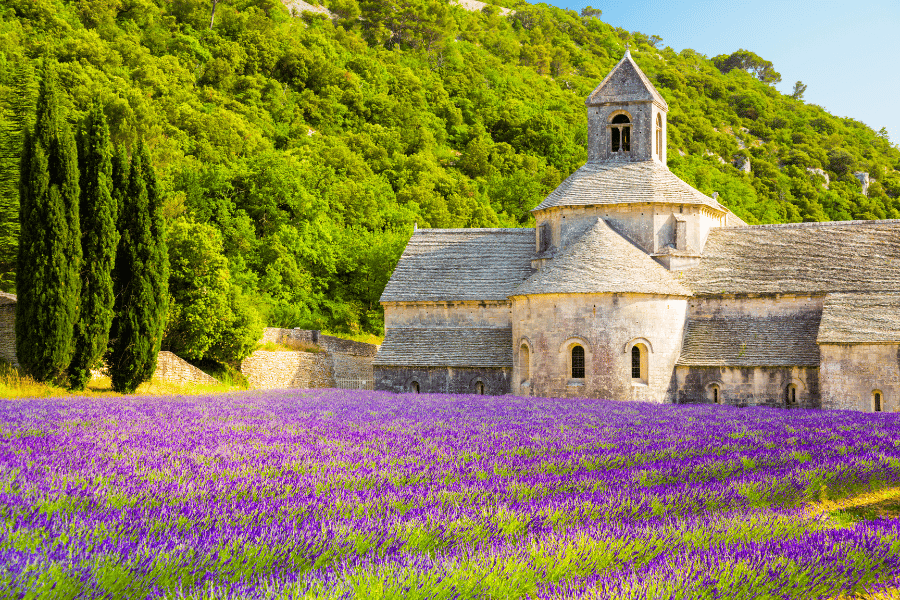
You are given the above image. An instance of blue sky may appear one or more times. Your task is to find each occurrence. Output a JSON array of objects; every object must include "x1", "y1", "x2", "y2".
[{"x1": 542, "y1": 0, "x2": 900, "y2": 146}]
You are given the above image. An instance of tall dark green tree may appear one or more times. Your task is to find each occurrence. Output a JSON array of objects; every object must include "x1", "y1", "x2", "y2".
[
  {"x1": 69, "y1": 104, "x2": 118, "y2": 390},
  {"x1": 143, "y1": 141, "x2": 169, "y2": 372},
  {"x1": 16, "y1": 62, "x2": 82, "y2": 383},
  {"x1": 109, "y1": 141, "x2": 167, "y2": 393},
  {"x1": 109, "y1": 143, "x2": 129, "y2": 344},
  {"x1": 0, "y1": 64, "x2": 37, "y2": 292}
]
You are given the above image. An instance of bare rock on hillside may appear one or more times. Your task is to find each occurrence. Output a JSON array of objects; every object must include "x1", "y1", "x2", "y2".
[
  {"x1": 281, "y1": 0, "x2": 331, "y2": 17},
  {"x1": 452, "y1": 0, "x2": 511, "y2": 15},
  {"x1": 854, "y1": 171, "x2": 870, "y2": 196},
  {"x1": 807, "y1": 167, "x2": 830, "y2": 189}
]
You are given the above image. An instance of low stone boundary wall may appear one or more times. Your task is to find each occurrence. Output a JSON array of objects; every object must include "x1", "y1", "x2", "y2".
[
  {"x1": 155, "y1": 351, "x2": 220, "y2": 386},
  {"x1": 0, "y1": 294, "x2": 16, "y2": 368},
  {"x1": 244, "y1": 328, "x2": 378, "y2": 390},
  {"x1": 241, "y1": 350, "x2": 335, "y2": 390}
]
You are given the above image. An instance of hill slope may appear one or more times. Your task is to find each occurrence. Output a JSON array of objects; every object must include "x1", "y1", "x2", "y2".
[{"x1": 0, "y1": 0, "x2": 898, "y2": 335}]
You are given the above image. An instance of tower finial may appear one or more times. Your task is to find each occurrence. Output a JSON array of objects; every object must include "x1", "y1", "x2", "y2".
[{"x1": 624, "y1": 43, "x2": 631, "y2": 57}]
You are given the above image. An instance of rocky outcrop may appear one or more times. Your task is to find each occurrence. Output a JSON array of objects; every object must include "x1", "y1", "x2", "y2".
[
  {"x1": 733, "y1": 155, "x2": 751, "y2": 173},
  {"x1": 853, "y1": 171, "x2": 870, "y2": 196},
  {"x1": 807, "y1": 167, "x2": 830, "y2": 189}
]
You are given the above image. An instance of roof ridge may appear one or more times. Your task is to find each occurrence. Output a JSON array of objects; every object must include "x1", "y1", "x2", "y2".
[
  {"x1": 414, "y1": 228, "x2": 534, "y2": 234},
  {"x1": 727, "y1": 219, "x2": 900, "y2": 231}
]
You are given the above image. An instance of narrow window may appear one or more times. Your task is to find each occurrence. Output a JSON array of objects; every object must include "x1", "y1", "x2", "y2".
[
  {"x1": 711, "y1": 385, "x2": 719, "y2": 404},
  {"x1": 539, "y1": 222, "x2": 551, "y2": 252},
  {"x1": 571, "y1": 345, "x2": 585, "y2": 379},
  {"x1": 622, "y1": 126, "x2": 631, "y2": 151},
  {"x1": 631, "y1": 346, "x2": 641, "y2": 379},
  {"x1": 874, "y1": 391, "x2": 883, "y2": 412},
  {"x1": 410, "y1": 381, "x2": 420, "y2": 393},
  {"x1": 631, "y1": 343, "x2": 649, "y2": 383},
  {"x1": 520, "y1": 344, "x2": 530, "y2": 383},
  {"x1": 656, "y1": 114, "x2": 663, "y2": 159},
  {"x1": 785, "y1": 384, "x2": 797, "y2": 406},
  {"x1": 475, "y1": 381, "x2": 484, "y2": 395},
  {"x1": 611, "y1": 127, "x2": 620, "y2": 152}
]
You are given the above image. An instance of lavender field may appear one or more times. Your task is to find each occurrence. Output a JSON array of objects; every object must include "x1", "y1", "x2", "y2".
[{"x1": 1, "y1": 389, "x2": 899, "y2": 599}]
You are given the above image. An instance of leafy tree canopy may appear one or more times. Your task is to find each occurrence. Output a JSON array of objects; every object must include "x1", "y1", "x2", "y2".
[{"x1": 0, "y1": 0, "x2": 897, "y2": 339}]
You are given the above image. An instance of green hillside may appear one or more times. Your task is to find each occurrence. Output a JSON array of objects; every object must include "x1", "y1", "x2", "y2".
[{"x1": 1, "y1": 0, "x2": 898, "y2": 337}]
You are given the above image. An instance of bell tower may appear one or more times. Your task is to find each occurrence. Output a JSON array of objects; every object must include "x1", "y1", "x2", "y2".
[{"x1": 585, "y1": 50, "x2": 668, "y2": 165}]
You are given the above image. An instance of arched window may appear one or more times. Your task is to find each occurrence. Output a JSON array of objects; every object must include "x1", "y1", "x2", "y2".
[
  {"x1": 874, "y1": 390, "x2": 883, "y2": 412},
  {"x1": 631, "y1": 343, "x2": 648, "y2": 383},
  {"x1": 710, "y1": 384, "x2": 720, "y2": 404},
  {"x1": 475, "y1": 381, "x2": 485, "y2": 395},
  {"x1": 410, "y1": 381, "x2": 420, "y2": 393},
  {"x1": 520, "y1": 344, "x2": 530, "y2": 383},
  {"x1": 571, "y1": 345, "x2": 585, "y2": 379},
  {"x1": 655, "y1": 114, "x2": 663, "y2": 160},
  {"x1": 610, "y1": 114, "x2": 631, "y2": 153},
  {"x1": 785, "y1": 384, "x2": 797, "y2": 406}
]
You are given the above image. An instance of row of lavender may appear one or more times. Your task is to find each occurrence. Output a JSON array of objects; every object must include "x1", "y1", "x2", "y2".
[{"x1": 0, "y1": 389, "x2": 898, "y2": 598}]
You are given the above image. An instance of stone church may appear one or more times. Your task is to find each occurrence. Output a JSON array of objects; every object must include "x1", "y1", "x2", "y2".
[{"x1": 374, "y1": 51, "x2": 900, "y2": 413}]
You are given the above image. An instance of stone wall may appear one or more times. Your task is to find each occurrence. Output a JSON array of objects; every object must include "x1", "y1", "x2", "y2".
[
  {"x1": 0, "y1": 293, "x2": 16, "y2": 367},
  {"x1": 155, "y1": 351, "x2": 220, "y2": 386},
  {"x1": 538, "y1": 202, "x2": 724, "y2": 261},
  {"x1": 674, "y1": 365, "x2": 820, "y2": 408},
  {"x1": 241, "y1": 350, "x2": 335, "y2": 390},
  {"x1": 819, "y1": 343, "x2": 900, "y2": 412},
  {"x1": 244, "y1": 328, "x2": 378, "y2": 390},
  {"x1": 512, "y1": 292, "x2": 689, "y2": 403},
  {"x1": 374, "y1": 365, "x2": 511, "y2": 395}
]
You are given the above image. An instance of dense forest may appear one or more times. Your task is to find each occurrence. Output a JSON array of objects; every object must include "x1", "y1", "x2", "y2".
[{"x1": 1, "y1": 0, "x2": 898, "y2": 339}]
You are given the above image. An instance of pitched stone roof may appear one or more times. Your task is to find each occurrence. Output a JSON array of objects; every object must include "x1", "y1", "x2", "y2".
[
  {"x1": 818, "y1": 293, "x2": 900, "y2": 344},
  {"x1": 532, "y1": 161, "x2": 725, "y2": 212},
  {"x1": 380, "y1": 228, "x2": 535, "y2": 303},
  {"x1": 585, "y1": 50, "x2": 669, "y2": 109},
  {"x1": 0, "y1": 292, "x2": 15, "y2": 305},
  {"x1": 373, "y1": 327, "x2": 512, "y2": 368},
  {"x1": 686, "y1": 220, "x2": 900, "y2": 296},
  {"x1": 677, "y1": 313, "x2": 822, "y2": 367},
  {"x1": 513, "y1": 218, "x2": 692, "y2": 297}
]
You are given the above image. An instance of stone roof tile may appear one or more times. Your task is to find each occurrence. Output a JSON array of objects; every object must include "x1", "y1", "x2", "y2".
[
  {"x1": 373, "y1": 327, "x2": 512, "y2": 368},
  {"x1": 533, "y1": 161, "x2": 724, "y2": 212},
  {"x1": 678, "y1": 313, "x2": 822, "y2": 367},
  {"x1": 513, "y1": 218, "x2": 692, "y2": 297},
  {"x1": 380, "y1": 229, "x2": 535, "y2": 303},
  {"x1": 818, "y1": 293, "x2": 900, "y2": 344},
  {"x1": 0, "y1": 292, "x2": 15, "y2": 305},
  {"x1": 687, "y1": 220, "x2": 900, "y2": 295}
]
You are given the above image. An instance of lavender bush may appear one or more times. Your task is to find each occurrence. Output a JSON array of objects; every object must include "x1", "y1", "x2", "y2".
[{"x1": 0, "y1": 389, "x2": 898, "y2": 598}]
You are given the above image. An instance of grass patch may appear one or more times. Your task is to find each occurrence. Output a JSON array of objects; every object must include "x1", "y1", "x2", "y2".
[
  {"x1": 322, "y1": 330, "x2": 384, "y2": 345},
  {"x1": 257, "y1": 340, "x2": 324, "y2": 353},
  {"x1": 807, "y1": 485, "x2": 900, "y2": 525},
  {"x1": 0, "y1": 361, "x2": 238, "y2": 399}
]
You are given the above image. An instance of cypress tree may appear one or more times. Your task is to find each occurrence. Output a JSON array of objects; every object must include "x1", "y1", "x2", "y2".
[
  {"x1": 69, "y1": 104, "x2": 117, "y2": 390},
  {"x1": 108, "y1": 143, "x2": 129, "y2": 344},
  {"x1": 0, "y1": 63, "x2": 37, "y2": 291},
  {"x1": 143, "y1": 141, "x2": 169, "y2": 376},
  {"x1": 16, "y1": 62, "x2": 81, "y2": 383},
  {"x1": 109, "y1": 142, "x2": 166, "y2": 393}
]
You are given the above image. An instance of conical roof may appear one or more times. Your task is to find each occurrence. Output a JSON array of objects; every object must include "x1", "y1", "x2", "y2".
[
  {"x1": 585, "y1": 50, "x2": 668, "y2": 109},
  {"x1": 512, "y1": 218, "x2": 692, "y2": 297},
  {"x1": 532, "y1": 161, "x2": 725, "y2": 212}
]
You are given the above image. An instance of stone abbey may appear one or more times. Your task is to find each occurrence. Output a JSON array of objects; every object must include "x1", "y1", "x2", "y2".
[{"x1": 373, "y1": 51, "x2": 900, "y2": 413}]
